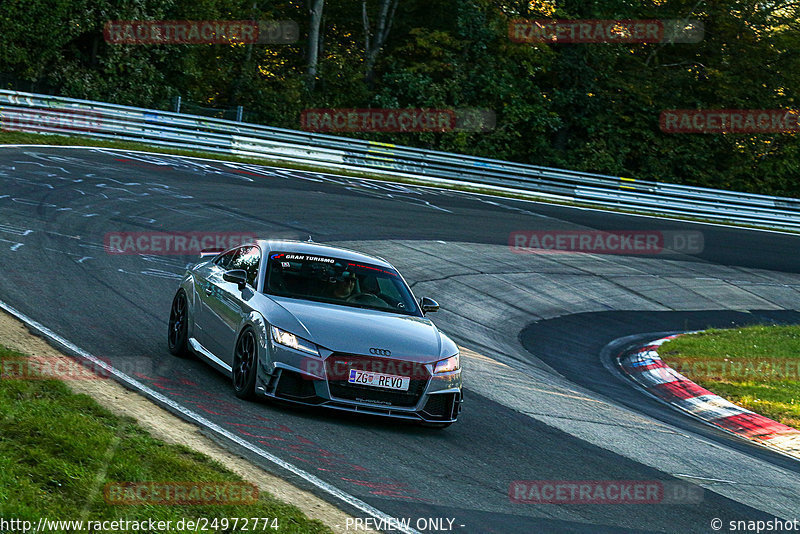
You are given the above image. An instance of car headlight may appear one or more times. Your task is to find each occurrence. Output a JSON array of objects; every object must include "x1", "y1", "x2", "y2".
[
  {"x1": 270, "y1": 326, "x2": 319, "y2": 356},
  {"x1": 434, "y1": 353, "x2": 460, "y2": 374}
]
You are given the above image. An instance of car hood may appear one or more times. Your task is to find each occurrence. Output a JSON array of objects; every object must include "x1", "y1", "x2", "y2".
[{"x1": 269, "y1": 296, "x2": 455, "y2": 362}]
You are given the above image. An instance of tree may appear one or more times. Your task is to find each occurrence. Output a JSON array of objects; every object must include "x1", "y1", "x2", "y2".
[
  {"x1": 362, "y1": 0, "x2": 399, "y2": 86},
  {"x1": 307, "y1": 0, "x2": 325, "y2": 90}
]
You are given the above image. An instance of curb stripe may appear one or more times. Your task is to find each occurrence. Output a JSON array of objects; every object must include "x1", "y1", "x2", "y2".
[
  {"x1": 713, "y1": 413, "x2": 795, "y2": 438},
  {"x1": 651, "y1": 380, "x2": 713, "y2": 401},
  {"x1": 677, "y1": 395, "x2": 748, "y2": 420},
  {"x1": 619, "y1": 335, "x2": 800, "y2": 461}
]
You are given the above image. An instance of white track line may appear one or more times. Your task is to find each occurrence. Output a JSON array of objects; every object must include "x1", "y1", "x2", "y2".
[
  {"x1": 0, "y1": 297, "x2": 420, "y2": 534},
  {"x1": 1, "y1": 144, "x2": 797, "y2": 237}
]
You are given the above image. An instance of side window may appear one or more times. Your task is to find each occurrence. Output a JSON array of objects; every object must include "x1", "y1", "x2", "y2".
[
  {"x1": 214, "y1": 248, "x2": 240, "y2": 270},
  {"x1": 230, "y1": 246, "x2": 261, "y2": 288}
]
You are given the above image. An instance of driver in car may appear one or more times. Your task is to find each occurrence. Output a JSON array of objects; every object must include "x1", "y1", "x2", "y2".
[{"x1": 326, "y1": 271, "x2": 357, "y2": 299}]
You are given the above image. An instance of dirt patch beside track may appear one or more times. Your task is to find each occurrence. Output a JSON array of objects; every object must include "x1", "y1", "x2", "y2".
[{"x1": 0, "y1": 309, "x2": 371, "y2": 533}]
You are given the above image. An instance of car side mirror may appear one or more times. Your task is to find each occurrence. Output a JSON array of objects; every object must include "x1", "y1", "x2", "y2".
[
  {"x1": 223, "y1": 269, "x2": 248, "y2": 290},
  {"x1": 420, "y1": 297, "x2": 439, "y2": 314}
]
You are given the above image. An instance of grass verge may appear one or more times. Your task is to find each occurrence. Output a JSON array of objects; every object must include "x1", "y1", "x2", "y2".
[
  {"x1": 0, "y1": 129, "x2": 789, "y2": 234},
  {"x1": 0, "y1": 344, "x2": 331, "y2": 533},
  {"x1": 659, "y1": 325, "x2": 800, "y2": 430}
]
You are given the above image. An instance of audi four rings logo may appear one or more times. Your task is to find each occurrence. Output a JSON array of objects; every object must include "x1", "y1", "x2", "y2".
[{"x1": 369, "y1": 348, "x2": 392, "y2": 356}]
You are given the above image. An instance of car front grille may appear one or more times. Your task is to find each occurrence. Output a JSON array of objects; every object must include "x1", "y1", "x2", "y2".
[{"x1": 325, "y1": 353, "x2": 429, "y2": 408}]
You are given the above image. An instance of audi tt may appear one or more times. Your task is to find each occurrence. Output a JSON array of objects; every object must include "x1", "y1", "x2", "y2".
[{"x1": 167, "y1": 240, "x2": 462, "y2": 426}]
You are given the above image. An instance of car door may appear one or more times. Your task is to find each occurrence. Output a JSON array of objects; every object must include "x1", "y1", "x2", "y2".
[
  {"x1": 193, "y1": 247, "x2": 239, "y2": 350},
  {"x1": 202, "y1": 245, "x2": 262, "y2": 365}
]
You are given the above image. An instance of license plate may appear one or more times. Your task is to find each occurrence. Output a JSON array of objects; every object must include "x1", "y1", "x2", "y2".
[{"x1": 348, "y1": 369, "x2": 410, "y2": 391}]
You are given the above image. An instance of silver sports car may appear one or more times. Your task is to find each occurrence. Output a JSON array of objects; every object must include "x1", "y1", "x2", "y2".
[{"x1": 167, "y1": 240, "x2": 462, "y2": 426}]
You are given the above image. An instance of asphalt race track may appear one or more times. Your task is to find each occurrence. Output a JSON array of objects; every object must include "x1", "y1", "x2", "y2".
[{"x1": 1, "y1": 146, "x2": 800, "y2": 533}]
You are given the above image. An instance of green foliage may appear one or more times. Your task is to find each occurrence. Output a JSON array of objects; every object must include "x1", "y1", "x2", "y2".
[
  {"x1": 1, "y1": 0, "x2": 798, "y2": 196},
  {"x1": 661, "y1": 326, "x2": 800, "y2": 429},
  {"x1": 0, "y1": 345, "x2": 331, "y2": 532}
]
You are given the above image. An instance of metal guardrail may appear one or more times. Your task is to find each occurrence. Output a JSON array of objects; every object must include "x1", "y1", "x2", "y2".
[{"x1": 1, "y1": 89, "x2": 798, "y2": 231}]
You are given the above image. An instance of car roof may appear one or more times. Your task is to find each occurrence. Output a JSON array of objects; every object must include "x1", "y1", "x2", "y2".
[{"x1": 255, "y1": 240, "x2": 394, "y2": 269}]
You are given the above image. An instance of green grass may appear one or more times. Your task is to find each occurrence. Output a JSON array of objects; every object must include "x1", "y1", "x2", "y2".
[
  {"x1": 660, "y1": 326, "x2": 800, "y2": 429},
  {"x1": 1, "y1": 129, "x2": 791, "y2": 234},
  {"x1": 0, "y1": 345, "x2": 331, "y2": 534}
]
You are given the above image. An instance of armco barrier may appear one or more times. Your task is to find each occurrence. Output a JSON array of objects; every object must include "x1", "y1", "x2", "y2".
[{"x1": 2, "y1": 89, "x2": 799, "y2": 230}]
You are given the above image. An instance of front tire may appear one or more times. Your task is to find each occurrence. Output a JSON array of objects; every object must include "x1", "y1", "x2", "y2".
[
  {"x1": 167, "y1": 290, "x2": 190, "y2": 357},
  {"x1": 232, "y1": 328, "x2": 258, "y2": 400}
]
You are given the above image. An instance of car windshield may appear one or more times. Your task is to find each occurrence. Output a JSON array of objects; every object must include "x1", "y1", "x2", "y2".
[{"x1": 265, "y1": 251, "x2": 420, "y2": 316}]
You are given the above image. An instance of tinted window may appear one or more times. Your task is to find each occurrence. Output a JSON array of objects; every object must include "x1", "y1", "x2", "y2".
[
  {"x1": 214, "y1": 249, "x2": 239, "y2": 270},
  {"x1": 265, "y1": 251, "x2": 419, "y2": 315},
  {"x1": 230, "y1": 246, "x2": 261, "y2": 288}
]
